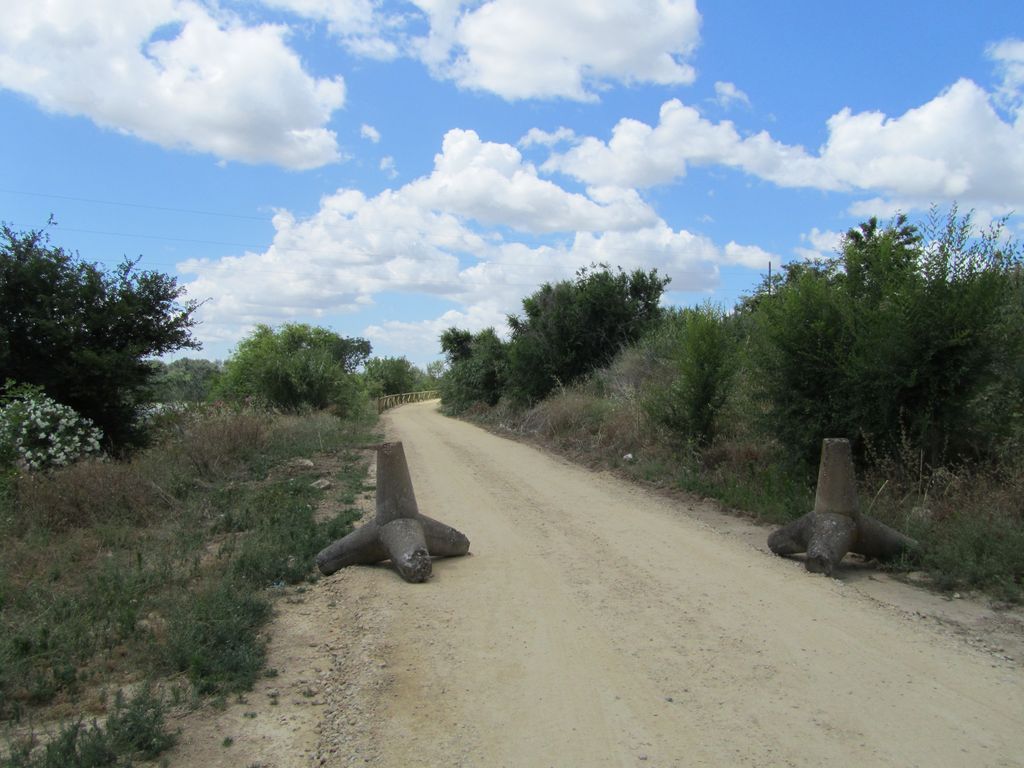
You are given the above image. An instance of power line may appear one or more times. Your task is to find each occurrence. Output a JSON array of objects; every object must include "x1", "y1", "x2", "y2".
[{"x1": 1, "y1": 188, "x2": 270, "y2": 221}]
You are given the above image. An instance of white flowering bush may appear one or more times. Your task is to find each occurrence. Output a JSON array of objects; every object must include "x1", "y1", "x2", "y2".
[{"x1": 0, "y1": 384, "x2": 104, "y2": 470}]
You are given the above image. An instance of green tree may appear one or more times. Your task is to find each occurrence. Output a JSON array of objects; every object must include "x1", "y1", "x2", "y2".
[
  {"x1": 438, "y1": 328, "x2": 508, "y2": 414},
  {"x1": 506, "y1": 264, "x2": 670, "y2": 404},
  {"x1": 363, "y1": 356, "x2": 421, "y2": 397},
  {"x1": 216, "y1": 324, "x2": 370, "y2": 413},
  {"x1": 0, "y1": 225, "x2": 199, "y2": 447},
  {"x1": 751, "y1": 208, "x2": 1022, "y2": 465},
  {"x1": 424, "y1": 360, "x2": 446, "y2": 387},
  {"x1": 150, "y1": 358, "x2": 222, "y2": 403}
]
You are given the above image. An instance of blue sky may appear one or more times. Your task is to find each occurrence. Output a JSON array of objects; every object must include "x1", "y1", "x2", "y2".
[{"x1": 2, "y1": 1, "x2": 1022, "y2": 367}]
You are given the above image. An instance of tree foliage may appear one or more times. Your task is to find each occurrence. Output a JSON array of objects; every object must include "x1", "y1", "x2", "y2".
[
  {"x1": 0, "y1": 225, "x2": 199, "y2": 447},
  {"x1": 751, "y1": 208, "x2": 1023, "y2": 465},
  {"x1": 216, "y1": 323, "x2": 370, "y2": 413},
  {"x1": 363, "y1": 356, "x2": 422, "y2": 397},
  {"x1": 438, "y1": 328, "x2": 508, "y2": 414},
  {"x1": 150, "y1": 358, "x2": 222, "y2": 403},
  {"x1": 505, "y1": 264, "x2": 670, "y2": 404}
]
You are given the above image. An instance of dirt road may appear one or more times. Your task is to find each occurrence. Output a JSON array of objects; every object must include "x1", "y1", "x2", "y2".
[{"x1": 170, "y1": 401, "x2": 1024, "y2": 767}]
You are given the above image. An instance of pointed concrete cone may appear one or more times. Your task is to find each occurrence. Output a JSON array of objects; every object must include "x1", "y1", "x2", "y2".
[
  {"x1": 813, "y1": 438, "x2": 859, "y2": 517},
  {"x1": 315, "y1": 441, "x2": 470, "y2": 583},
  {"x1": 768, "y1": 438, "x2": 917, "y2": 576},
  {"x1": 376, "y1": 441, "x2": 420, "y2": 524}
]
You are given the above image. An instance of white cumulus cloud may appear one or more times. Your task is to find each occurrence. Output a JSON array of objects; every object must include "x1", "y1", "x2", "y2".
[
  {"x1": 412, "y1": 0, "x2": 701, "y2": 101},
  {"x1": 543, "y1": 70, "x2": 1024, "y2": 217},
  {"x1": 987, "y1": 37, "x2": 1024, "y2": 115},
  {"x1": 543, "y1": 98, "x2": 831, "y2": 189},
  {"x1": 401, "y1": 128, "x2": 660, "y2": 233},
  {"x1": 258, "y1": 0, "x2": 399, "y2": 59},
  {"x1": 0, "y1": 0, "x2": 346, "y2": 169}
]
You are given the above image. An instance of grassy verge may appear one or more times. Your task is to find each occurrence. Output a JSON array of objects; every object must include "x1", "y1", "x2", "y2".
[
  {"x1": 1, "y1": 405, "x2": 378, "y2": 765},
  {"x1": 465, "y1": 389, "x2": 1023, "y2": 603}
]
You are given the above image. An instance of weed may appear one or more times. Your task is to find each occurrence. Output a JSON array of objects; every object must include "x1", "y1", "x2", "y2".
[
  {"x1": 0, "y1": 686, "x2": 174, "y2": 767},
  {"x1": 161, "y1": 580, "x2": 271, "y2": 695},
  {"x1": 102, "y1": 685, "x2": 176, "y2": 760},
  {"x1": 221, "y1": 478, "x2": 359, "y2": 587}
]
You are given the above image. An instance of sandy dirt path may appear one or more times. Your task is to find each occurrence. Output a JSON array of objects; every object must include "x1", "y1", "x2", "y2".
[
  {"x1": 165, "y1": 401, "x2": 1023, "y2": 767},
  {"x1": 360, "y1": 402, "x2": 1023, "y2": 767}
]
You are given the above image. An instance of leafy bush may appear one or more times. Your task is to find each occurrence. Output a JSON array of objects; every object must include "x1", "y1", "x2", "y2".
[
  {"x1": 0, "y1": 225, "x2": 199, "y2": 449},
  {"x1": 505, "y1": 264, "x2": 670, "y2": 404},
  {"x1": 0, "y1": 384, "x2": 103, "y2": 471},
  {"x1": 438, "y1": 328, "x2": 509, "y2": 414},
  {"x1": 216, "y1": 324, "x2": 370, "y2": 414},
  {"x1": 643, "y1": 303, "x2": 737, "y2": 446},
  {"x1": 750, "y1": 208, "x2": 1023, "y2": 465}
]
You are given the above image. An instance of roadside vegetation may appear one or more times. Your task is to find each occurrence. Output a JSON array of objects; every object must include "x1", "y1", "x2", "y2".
[
  {"x1": 0, "y1": 225, "x2": 387, "y2": 765},
  {"x1": 439, "y1": 208, "x2": 1024, "y2": 602}
]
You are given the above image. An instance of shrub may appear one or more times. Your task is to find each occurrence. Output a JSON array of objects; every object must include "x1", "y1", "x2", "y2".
[
  {"x1": 519, "y1": 388, "x2": 640, "y2": 460},
  {"x1": 750, "y1": 208, "x2": 1023, "y2": 466},
  {"x1": 363, "y1": 356, "x2": 423, "y2": 397},
  {"x1": 643, "y1": 304, "x2": 737, "y2": 446},
  {"x1": 438, "y1": 328, "x2": 508, "y2": 414},
  {"x1": 0, "y1": 225, "x2": 199, "y2": 449},
  {"x1": 505, "y1": 264, "x2": 670, "y2": 404},
  {"x1": 216, "y1": 323, "x2": 370, "y2": 414},
  {"x1": 1, "y1": 685, "x2": 174, "y2": 767},
  {"x1": 149, "y1": 358, "x2": 222, "y2": 404},
  {"x1": 0, "y1": 384, "x2": 103, "y2": 471}
]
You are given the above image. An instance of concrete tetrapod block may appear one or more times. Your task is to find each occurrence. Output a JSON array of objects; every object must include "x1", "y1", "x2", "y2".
[
  {"x1": 767, "y1": 438, "x2": 917, "y2": 576},
  {"x1": 315, "y1": 441, "x2": 470, "y2": 583}
]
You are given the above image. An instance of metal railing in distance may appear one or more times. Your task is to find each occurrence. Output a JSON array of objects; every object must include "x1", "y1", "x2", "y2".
[{"x1": 376, "y1": 390, "x2": 441, "y2": 414}]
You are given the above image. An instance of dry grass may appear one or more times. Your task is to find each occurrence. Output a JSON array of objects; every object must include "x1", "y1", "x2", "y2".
[
  {"x1": 150, "y1": 408, "x2": 270, "y2": 483},
  {"x1": 506, "y1": 389, "x2": 643, "y2": 464},
  {"x1": 13, "y1": 459, "x2": 160, "y2": 532}
]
